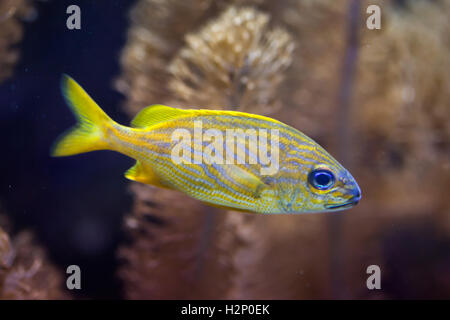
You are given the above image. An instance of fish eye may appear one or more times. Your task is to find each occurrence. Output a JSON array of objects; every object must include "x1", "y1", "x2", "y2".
[{"x1": 308, "y1": 169, "x2": 335, "y2": 190}]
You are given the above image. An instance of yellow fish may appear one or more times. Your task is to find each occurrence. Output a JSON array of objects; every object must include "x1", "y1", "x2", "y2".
[{"x1": 52, "y1": 75, "x2": 361, "y2": 214}]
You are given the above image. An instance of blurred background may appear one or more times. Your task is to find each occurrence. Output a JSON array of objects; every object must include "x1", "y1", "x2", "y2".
[{"x1": 0, "y1": 0, "x2": 449, "y2": 299}]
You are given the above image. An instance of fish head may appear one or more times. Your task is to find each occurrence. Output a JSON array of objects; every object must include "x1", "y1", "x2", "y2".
[{"x1": 301, "y1": 161, "x2": 361, "y2": 213}]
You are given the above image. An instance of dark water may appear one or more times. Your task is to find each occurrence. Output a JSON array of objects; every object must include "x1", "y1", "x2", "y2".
[{"x1": 0, "y1": 0, "x2": 136, "y2": 299}]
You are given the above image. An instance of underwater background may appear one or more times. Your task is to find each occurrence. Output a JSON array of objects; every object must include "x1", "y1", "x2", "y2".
[{"x1": 0, "y1": 0, "x2": 449, "y2": 299}]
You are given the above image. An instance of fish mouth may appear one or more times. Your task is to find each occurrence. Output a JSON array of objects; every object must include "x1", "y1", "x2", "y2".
[
  {"x1": 325, "y1": 191, "x2": 361, "y2": 210},
  {"x1": 325, "y1": 199, "x2": 359, "y2": 210}
]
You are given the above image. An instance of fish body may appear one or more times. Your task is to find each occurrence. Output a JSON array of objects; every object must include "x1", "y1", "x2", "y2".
[{"x1": 52, "y1": 76, "x2": 361, "y2": 214}]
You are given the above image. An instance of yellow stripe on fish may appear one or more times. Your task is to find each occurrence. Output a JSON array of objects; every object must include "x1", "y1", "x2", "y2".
[{"x1": 51, "y1": 75, "x2": 361, "y2": 214}]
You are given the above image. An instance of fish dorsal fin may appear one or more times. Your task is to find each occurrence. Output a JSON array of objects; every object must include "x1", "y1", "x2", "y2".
[{"x1": 131, "y1": 105, "x2": 191, "y2": 128}]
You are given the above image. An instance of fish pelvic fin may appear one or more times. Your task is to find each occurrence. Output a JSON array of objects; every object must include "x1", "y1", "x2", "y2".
[{"x1": 51, "y1": 75, "x2": 114, "y2": 157}]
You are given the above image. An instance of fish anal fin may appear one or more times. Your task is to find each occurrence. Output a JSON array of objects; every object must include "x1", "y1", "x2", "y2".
[
  {"x1": 124, "y1": 161, "x2": 167, "y2": 188},
  {"x1": 131, "y1": 105, "x2": 191, "y2": 128}
]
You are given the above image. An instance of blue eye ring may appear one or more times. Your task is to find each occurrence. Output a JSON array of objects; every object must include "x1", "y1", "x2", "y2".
[{"x1": 308, "y1": 169, "x2": 335, "y2": 190}]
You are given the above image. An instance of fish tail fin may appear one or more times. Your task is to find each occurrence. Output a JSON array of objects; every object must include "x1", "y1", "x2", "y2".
[{"x1": 51, "y1": 75, "x2": 114, "y2": 157}]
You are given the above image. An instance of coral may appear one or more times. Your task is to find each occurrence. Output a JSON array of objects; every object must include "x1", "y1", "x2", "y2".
[
  {"x1": 168, "y1": 6, "x2": 295, "y2": 114},
  {"x1": 342, "y1": 0, "x2": 450, "y2": 299},
  {"x1": 0, "y1": 0, "x2": 36, "y2": 83},
  {"x1": 118, "y1": 183, "x2": 329, "y2": 299},
  {"x1": 354, "y1": 0, "x2": 450, "y2": 210},
  {"x1": 118, "y1": 183, "x2": 240, "y2": 299},
  {"x1": 116, "y1": 0, "x2": 347, "y2": 133},
  {"x1": 115, "y1": 0, "x2": 215, "y2": 115},
  {"x1": 117, "y1": 4, "x2": 329, "y2": 299},
  {"x1": 117, "y1": 0, "x2": 450, "y2": 299},
  {"x1": 0, "y1": 217, "x2": 67, "y2": 300}
]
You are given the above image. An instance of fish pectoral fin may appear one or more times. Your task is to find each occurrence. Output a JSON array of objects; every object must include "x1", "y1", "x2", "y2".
[
  {"x1": 131, "y1": 105, "x2": 191, "y2": 128},
  {"x1": 124, "y1": 161, "x2": 167, "y2": 188},
  {"x1": 220, "y1": 164, "x2": 269, "y2": 198}
]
